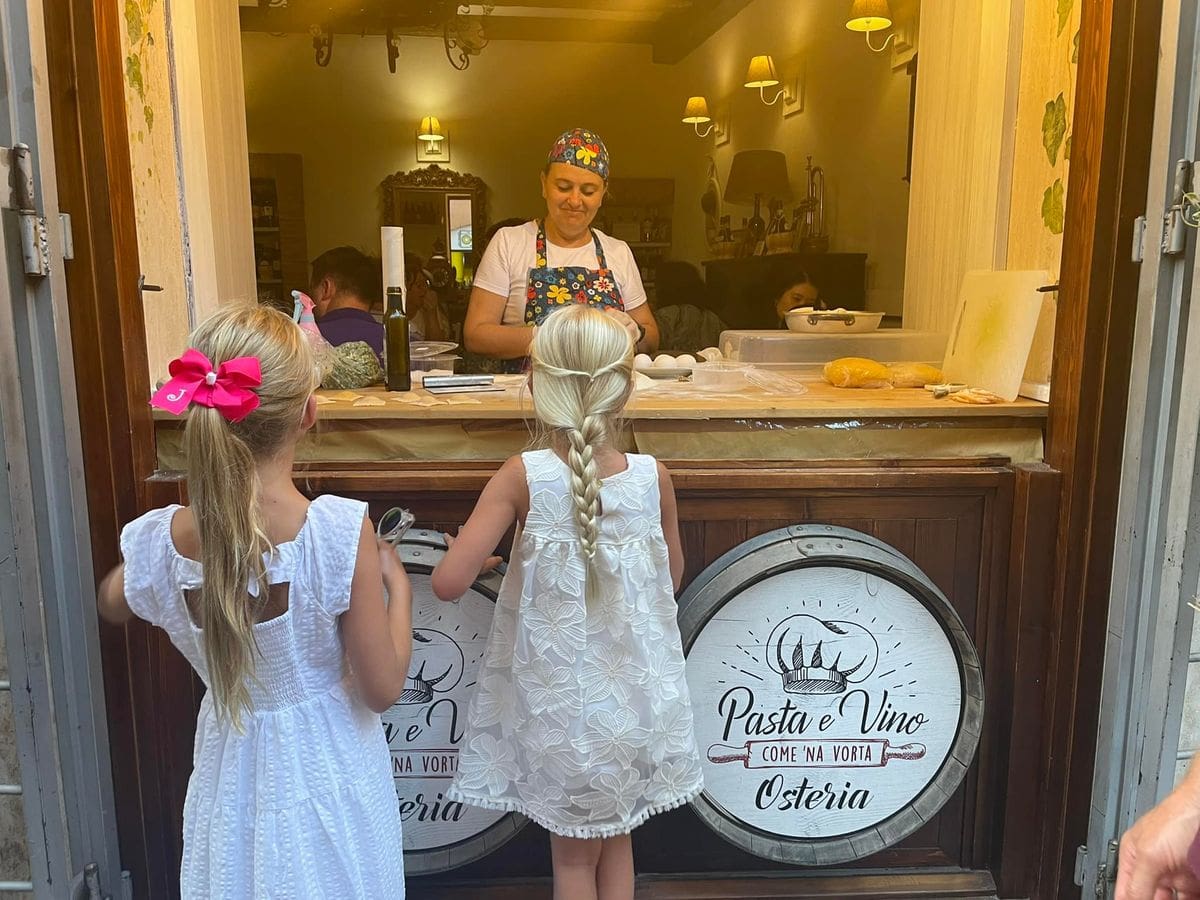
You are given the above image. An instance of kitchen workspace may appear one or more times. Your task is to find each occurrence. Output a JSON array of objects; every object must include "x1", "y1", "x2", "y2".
[{"x1": 90, "y1": 0, "x2": 1113, "y2": 897}]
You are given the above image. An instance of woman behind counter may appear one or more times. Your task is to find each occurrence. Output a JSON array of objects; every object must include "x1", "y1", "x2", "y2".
[
  {"x1": 772, "y1": 268, "x2": 821, "y2": 325},
  {"x1": 464, "y1": 128, "x2": 659, "y2": 366}
]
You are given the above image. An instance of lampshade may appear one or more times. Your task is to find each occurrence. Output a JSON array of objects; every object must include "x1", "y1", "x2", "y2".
[
  {"x1": 682, "y1": 96, "x2": 712, "y2": 124},
  {"x1": 847, "y1": 0, "x2": 892, "y2": 32},
  {"x1": 418, "y1": 116, "x2": 445, "y2": 142},
  {"x1": 743, "y1": 55, "x2": 780, "y2": 89},
  {"x1": 723, "y1": 150, "x2": 791, "y2": 203}
]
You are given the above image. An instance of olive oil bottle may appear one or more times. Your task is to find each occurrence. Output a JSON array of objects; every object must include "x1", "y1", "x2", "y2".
[{"x1": 384, "y1": 286, "x2": 411, "y2": 392}]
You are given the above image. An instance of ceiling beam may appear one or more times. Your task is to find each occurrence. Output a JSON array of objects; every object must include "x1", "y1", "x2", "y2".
[
  {"x1": 239, "y1": 7, "x2": 661, "y2": 44},
  {"x1": 651, "y1": 0, "x2": 751, "y2": 64}
]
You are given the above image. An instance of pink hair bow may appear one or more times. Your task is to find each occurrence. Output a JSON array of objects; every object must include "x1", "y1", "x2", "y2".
[{"x1": 150, "y1": 348, "x2": 262, "y2": 423}]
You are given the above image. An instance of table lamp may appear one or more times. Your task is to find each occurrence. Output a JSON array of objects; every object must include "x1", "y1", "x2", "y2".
[{"x1": 724, "y1": 150, "x2": 791, "y2": 245}]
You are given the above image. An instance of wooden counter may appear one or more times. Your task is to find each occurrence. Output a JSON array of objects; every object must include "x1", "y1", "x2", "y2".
[{"x1": 153, "y1": 382, "x2": 1048, "y2": 469}]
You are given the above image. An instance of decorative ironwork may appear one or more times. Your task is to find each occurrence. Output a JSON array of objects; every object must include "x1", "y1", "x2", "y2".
[
  {"x1": 443, "y1": 14, "x2": 490, "y2": 71},
  {"x1": 386, "y1": 27, "x2": 401, "y2": 73},
  {"x1": 310, "y1": 24, "x2": 332, "y2": 66}
]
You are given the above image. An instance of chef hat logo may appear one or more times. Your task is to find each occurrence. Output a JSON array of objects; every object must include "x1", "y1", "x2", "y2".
[{"x1": 765, "y1": 614, "x2": 879, "y2": 695}]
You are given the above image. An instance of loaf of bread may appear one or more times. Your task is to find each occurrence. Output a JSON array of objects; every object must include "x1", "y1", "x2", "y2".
[
  {"x1": 887, "y1": 362, "x2": 943, "y2": 388},
  {"x1": 823, "y1": 357, "x2": 892, "y2": 389}
]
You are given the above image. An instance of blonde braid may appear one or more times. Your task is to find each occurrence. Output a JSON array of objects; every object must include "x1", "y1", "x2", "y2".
[
  {"x1": 566, "y1": 414, "x2": 606, "y2": 578},
  {"x1": 529, "y1": 306, "x2": 634, "y2": 605}
]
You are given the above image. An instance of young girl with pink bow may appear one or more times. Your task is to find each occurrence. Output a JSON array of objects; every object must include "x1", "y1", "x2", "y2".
[{"x1": 97, "y1": 303, "x2": 412, "y2": 899}]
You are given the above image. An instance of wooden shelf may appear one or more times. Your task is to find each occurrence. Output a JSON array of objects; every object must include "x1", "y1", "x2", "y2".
[{"x1": 254, "y1": 226, "x2": 279, "y2": 233}]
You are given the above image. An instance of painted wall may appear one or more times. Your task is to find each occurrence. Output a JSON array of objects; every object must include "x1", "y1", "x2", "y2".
[
  {"x1": 665, "y1": 0, "x2": 913, "y2": 314},
  {"x1": 120, "y1": 0, "x2": 191, "y2": 383},
  {"x1": 241, "y1": 0, "x2": 911, "y2": 313},
  {"x1": 120, "y1": 0, "x2": 257, "y2": 384}
]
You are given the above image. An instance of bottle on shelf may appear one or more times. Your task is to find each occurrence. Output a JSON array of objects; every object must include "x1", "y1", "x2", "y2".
[{"x1": 384, "y1": 286, "x2": 411, "y2": 392}]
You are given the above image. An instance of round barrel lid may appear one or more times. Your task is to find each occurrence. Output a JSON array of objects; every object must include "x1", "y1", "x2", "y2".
[
  {"x1": 385, "y1": 529, "x2": 527, "y2": 875},
  {"x1": 678, "y1": 525, "x2": 983, "y2": 866}
]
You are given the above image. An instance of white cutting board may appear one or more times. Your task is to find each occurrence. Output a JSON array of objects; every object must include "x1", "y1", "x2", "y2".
[{"x1": 941, "y1": 270, "x2": 1051, "y2": 401}]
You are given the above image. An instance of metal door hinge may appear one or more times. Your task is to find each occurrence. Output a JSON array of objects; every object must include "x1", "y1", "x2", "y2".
[
  {"x1": 1074, "y1": 844, "x2": 1089, "y2": 886},
  {"x1": 11, "y1": 143, "x2": 50, "y2": 276},
  {"x1": 1093, "y1": 839, "x2": 1119, "y2": 898},
  {"x1": 1162, "y1": 159, "x2": 1198, "y2": 256},
  {"x1": 59, "y1": 212, "x2": 74, "y2": 260},
  {"x1": 1132, "y1": 216, "x2": 1147, "y2": 262}
]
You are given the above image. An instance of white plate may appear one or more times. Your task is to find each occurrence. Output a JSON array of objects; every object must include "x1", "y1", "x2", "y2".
[
  {"x1": 636, "y1": 366, "x2": 692, "y2": 379},
  {"x1": 409, "y1": 340, "x2": 459, "y2": 359}
]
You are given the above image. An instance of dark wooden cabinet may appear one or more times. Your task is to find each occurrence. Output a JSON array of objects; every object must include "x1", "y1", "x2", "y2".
[{"x1": 702, "y1": 252, "x2": 868, "y2": 329}]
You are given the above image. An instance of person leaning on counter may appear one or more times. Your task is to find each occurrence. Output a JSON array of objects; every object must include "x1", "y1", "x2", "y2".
[{"x1": 463, "y1": 127, "x2": 659, "y2": 367}]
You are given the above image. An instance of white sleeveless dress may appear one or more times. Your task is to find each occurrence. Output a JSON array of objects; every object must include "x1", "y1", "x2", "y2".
[
  {"x1": 119, "y1": 495, "x2": 405, "y2": 899},
  {"x1": 447, "y1": 449, "x2": 703, "y2": 838}
]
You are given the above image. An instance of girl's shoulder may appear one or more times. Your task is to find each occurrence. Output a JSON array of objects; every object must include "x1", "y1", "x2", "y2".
[
  {"x1": 120, "y1": 504, "x2": 183, "y2": 561},
  {"x1": 303, "y1": 493, "x2": 369, "y2": 543}
]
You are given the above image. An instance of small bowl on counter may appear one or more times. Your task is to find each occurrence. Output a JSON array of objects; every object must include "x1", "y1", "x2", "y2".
[
  {"x1": 411, "y1": 353, "x2": 461, "y2": 372},
  {"x1": 785, "y1": 308, "x2": 884, "y2": 334},
  {"x1": 691, "y1": 360, "x2": 753, "y2": 389}
]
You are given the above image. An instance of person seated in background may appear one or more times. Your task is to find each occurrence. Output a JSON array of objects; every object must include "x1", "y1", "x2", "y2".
[
  {"x1": 772, "y1": 269, "x2": 822, "y2": 325},
  {"x1": 309, "y1": 246, "x2": 384, "y2": 359},
  {"x1": 404, "y1": 252, "x2": 449, "y2": 342},
  {"x1": 653, "y1": 260, "x2": 726, "y2": 353}
]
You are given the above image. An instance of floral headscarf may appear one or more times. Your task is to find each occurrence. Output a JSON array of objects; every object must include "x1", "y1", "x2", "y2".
[{"x1": 546, "y1": 127, "x2": 610, "y2": 182}]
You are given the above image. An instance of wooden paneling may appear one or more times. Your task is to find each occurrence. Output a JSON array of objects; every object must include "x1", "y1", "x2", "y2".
[
  {"x1": 701, "y1": 253, "x2": 868, "y2": 329},
  {"x1": 1037, "y1": 0, "x2": 1162, "y2": 896},
  {"x1": 249, "y1": 152, "x2": 309, "y2": 304},
  {"x1": 135, "y1": 461, "x2": 1031, "y2": 897}
]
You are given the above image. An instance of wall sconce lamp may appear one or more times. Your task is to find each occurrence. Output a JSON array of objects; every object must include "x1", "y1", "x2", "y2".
[
  {"x1": 418, "y1": 116, "x2": 445, "y2": 145},
  {"x1": 847, "y1": 0, "x2": 897, "y2": 53},
  {"x1": 743, "y1": 55, "x2": 803, "y2": 117},
  {"x1": 416, "y1": 116, "x2": 449, "y2": 162},
  {"x1": 681, "y1": 96, "x2": 725, "y2": 139}
]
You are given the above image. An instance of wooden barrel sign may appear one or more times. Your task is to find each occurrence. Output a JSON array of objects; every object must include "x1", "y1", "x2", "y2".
[
  {"x1": 383, "y1": 529, "x2": 527, "y2": 875},
  {"x1": 678, "y1": 525, "x2": 983, "y2": 865}
]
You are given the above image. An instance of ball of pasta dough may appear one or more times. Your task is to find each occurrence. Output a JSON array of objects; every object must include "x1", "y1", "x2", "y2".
[
  {"x1": 652, "y1": 354, "x2": 678, "y2": 368},
  {"x1": 634, "y1": 353, "x2": 653, "y2": 369},
  {"x1": 675, "y1": 354, "x2": 697, "y2": 366}
]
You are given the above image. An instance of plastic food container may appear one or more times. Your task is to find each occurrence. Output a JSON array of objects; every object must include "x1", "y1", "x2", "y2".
[
  {"x1": 411, "y1": 354, "x2": 460, "y2": 373},
  {"x1": 691, "y1": 361, "x2": 752, "y2": 389},
  {"x1": 720, "y1": 329, "x2": 948, "y2": 366}
]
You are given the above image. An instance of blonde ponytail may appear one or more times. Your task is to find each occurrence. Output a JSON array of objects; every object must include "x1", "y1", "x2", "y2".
[
  {"x1": 530, "y1": 307, "x2": 634, "y2": 603},
  {"x1": 181, "y1": 303, "x2": 317, "y2": 729}
]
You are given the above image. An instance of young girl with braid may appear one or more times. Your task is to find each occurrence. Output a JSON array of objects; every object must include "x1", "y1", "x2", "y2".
[{"x1": 432, "y1": 304, "x2": 703, "y2": 900}]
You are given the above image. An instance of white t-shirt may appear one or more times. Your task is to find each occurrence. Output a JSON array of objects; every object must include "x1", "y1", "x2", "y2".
[{"x1": 473, "y1": 221, "x2": 647, "y2": 326}]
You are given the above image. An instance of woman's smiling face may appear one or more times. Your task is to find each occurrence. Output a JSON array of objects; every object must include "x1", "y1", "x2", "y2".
[{"x1": 541, "y1": 163, "x2": 605, "y2": 241}]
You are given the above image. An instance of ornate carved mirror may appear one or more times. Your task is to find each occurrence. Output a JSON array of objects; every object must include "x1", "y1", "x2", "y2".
[{"x1": 381, "y1": 165, "x2": 488, "y2": 274}]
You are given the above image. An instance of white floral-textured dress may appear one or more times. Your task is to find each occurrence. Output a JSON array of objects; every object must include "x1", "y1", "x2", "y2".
[
  {"x1": 119, "y1": 495, "x2": 405, "y2": 899},
  {"x1": 448, "y1": 449, "x2": 704, "y2": 838}
]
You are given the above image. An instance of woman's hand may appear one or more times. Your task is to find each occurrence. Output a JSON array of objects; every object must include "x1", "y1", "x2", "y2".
[
  {"x1": 603, "y1": 307, "x2": 641, "y2": 346},
  {"x1": 1115, "y1": 769, "x2": 1200, "y2": 899}
]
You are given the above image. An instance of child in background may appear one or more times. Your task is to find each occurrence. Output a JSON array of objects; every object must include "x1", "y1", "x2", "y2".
[
  {"x1": 432, "y1": 304, "x2": 703, "y2": 900},
  {"x1": 98, "y1": 303, "x2": 412, "y2": 899}
]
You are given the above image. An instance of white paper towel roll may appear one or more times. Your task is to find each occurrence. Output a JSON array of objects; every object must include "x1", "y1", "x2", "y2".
[{"x1": 381, "y1": 226, "x2": 406, "y2": 305}]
